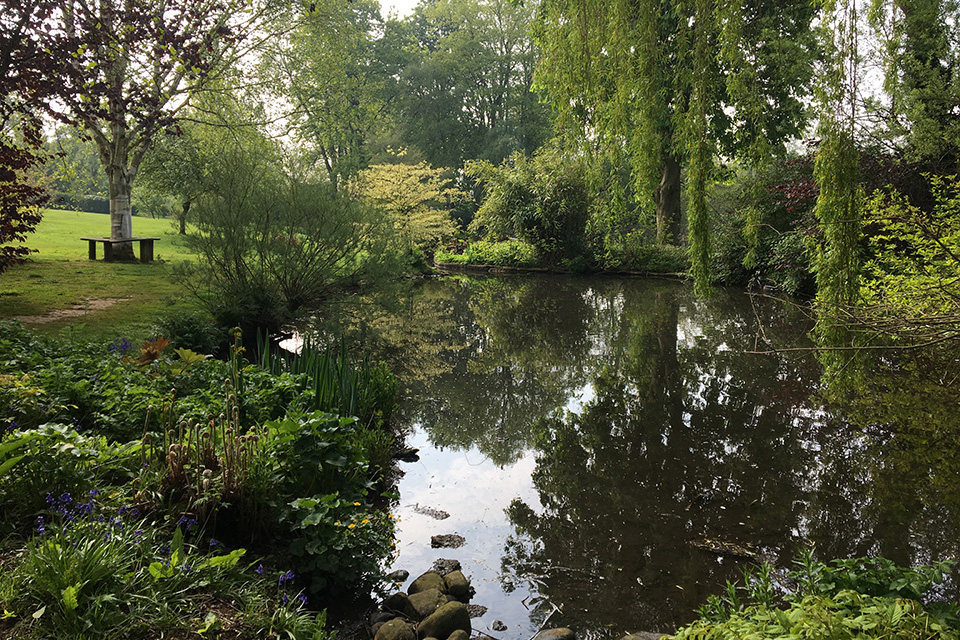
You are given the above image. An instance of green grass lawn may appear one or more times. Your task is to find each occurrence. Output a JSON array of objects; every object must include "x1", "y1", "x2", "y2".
[{"x1": 0, "y1": 209, "x2": 204, "y2": 339}]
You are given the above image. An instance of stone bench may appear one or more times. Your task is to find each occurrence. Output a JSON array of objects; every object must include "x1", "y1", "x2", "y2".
[{"x1": 81, "y1": 237, "x2": 161, "y2": 263}]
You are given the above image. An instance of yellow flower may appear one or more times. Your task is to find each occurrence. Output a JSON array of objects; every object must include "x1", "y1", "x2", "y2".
[
  {"x1": 361, "y1": 518, "x2": 370, "y2": 524},
  {"x1": 353, "y1": 502, "x2": 361, "y2": 506},
  {"x1": 348, "y1": 523, "x2": 356, "y2": 529}
]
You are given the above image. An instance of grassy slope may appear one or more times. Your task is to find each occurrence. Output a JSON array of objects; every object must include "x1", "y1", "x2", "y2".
[{"x1": 0, "y1": 209, "x2": 203, "y2": 339}]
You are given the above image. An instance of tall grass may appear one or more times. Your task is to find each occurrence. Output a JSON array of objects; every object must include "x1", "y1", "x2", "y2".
[{"x1": 256, "y1": 332, "x2": 397, "y2": 428}]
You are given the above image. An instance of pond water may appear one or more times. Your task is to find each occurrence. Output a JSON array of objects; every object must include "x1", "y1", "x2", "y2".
[{"x1": 313, "y1": 274, "x2": 960, "y2": 638}]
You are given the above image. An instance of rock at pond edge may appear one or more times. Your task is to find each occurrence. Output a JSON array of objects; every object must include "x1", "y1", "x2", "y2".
[
  {"x1": 383, "y1": 592, "x2": 418, "y2": 620},
  {"x1": 408, "y1": 588, "x2": 446, "y2": 620},
  {"x1": 443, "y1": 570, "x2": 472, "y2": 600},
  {"x1": 417, "y1": 601, "x2": 471, "y2": 640},
  {"x1": 533, "y1": 628, "x2": 576, "y2": 640},
  {"x1": 408, "y1": 571, "x2": 447, "y2": 595},
  {"x1": 374, "y1": 618, "x2": 415, "y2": 640}
]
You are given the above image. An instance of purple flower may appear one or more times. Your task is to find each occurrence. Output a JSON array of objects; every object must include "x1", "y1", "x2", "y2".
[
  {"x1": 255, "y1": 564, "x2": 264, "y2": 575},
  {"x1": 209, "y1": 538, "x2": 220, "y2": 547},
  {"x1": 297, "y1": 594, "x2": 308, "y2": 606},
  {"x1": 278, "y1": 570, "x2": 295, "y2": 587},
  {"x1": 108, "y1": 337, "x2": 133, "y2": 354},
  {"x1": 36, "y1": 516, "x2": 45, "y2": 536},
  {"x1": 281, "y1": 593, "x2": 289, "y2": 605}
]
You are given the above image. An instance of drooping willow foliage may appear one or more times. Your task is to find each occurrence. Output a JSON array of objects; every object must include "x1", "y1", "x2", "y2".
[
  {"x1": 533, "y1": 0, "x2": 816, "y2": 295},
  {"x1": 812, "y1": 0, "x2": 863, "y2": 332}
]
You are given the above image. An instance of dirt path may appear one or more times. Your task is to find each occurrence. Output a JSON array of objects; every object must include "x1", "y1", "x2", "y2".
[{"x1": 14, "y1": 297, "x2": 132, "y2": 324}]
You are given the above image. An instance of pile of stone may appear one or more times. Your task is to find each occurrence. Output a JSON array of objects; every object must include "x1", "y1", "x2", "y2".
[
  {"x1": 372, "y1": 564, "x2": 475, "y2": 640},
  {"x1": 371, "y1": 560, "x2": 666, "y2": 640}
]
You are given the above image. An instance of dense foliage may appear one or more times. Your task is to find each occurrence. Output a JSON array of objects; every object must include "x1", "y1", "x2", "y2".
[
  {"x1": 674, "y1": 554, "x2": 960, "y2": 639},
  {"x1": 0, "y1": 321, "x2": 399, "y2": 637}
]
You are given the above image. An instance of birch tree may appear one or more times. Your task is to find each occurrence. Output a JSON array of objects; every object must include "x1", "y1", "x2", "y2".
[{"x1": 50, "y1": 0, "x2": 263, "y2": 259}]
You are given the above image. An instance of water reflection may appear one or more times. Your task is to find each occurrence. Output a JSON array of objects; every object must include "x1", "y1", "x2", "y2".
[{"x1": 309, "y1": 275, "x2": 960, "y2": 638}]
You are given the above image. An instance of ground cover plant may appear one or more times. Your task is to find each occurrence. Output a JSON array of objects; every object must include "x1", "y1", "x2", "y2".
[
  {"x1": 0, "y1": 321, "x2": 399, "y2": 639},
  {"x1": 672, "y1": 553, "x2": 960, "y2": 639}
]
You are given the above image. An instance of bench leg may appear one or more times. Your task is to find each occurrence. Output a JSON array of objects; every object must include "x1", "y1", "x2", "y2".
[
  {"x1": 103, "y1": 242, "x2": 114, "y2": 262},
  {"x1": 140, "y1": 240, "x2": 154, "y2": 263},
  {"x1": 88, "y1": 240, "x2": 97, "y2": 260}
]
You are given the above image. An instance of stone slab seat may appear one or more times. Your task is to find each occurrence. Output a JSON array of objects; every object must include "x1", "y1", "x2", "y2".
[{"x1": 81, "y1": 236, "x2": 161, "y2": 263}]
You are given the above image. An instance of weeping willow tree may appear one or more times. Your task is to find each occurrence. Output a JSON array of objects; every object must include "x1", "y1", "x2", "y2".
[
  {"x1": 533, "y1": 0, "x2": 817, "y2": 294},
  {"x1": 811, "y1": 0, "x2": 863, "y2": 362}
]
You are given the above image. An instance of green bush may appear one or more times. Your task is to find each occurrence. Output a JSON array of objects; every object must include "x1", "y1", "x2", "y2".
[
  {"x1": 710, "y1": 156, "x2": 817, "y2": 294},
  {"x1": 178, "y1": 135, "x2": 393, "y2": 335},
  {"x1": 601, "y1": 235, "x2": 689, "y2": 273},
  {"x1": 2, "y1": 491, "x2": 328, "y2": 640},
  {"x1": 152, "y1": 311, "x2": 227, "y2": 355},
  {"x1": 677, "y1": 553, "x2": 959, "y2": 640},
  {"x1": 436, "y1": 240, "x2": 540, "y2": 268},
  {"x1": 467, "y1": 146, "x2": 589, "y2": 264}
]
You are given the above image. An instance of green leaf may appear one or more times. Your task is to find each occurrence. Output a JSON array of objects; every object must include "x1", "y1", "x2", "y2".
[
  {"x1": 198, "y1": 612, "x2": 221, "y2": 634},
  {"x1": 199, "y1": 548, "x2": 246, "y2": 569},
  {"x1": 171, "y1": 526, "x2": 185, "y2": 567},
  {"x1": 62, "y1": 585, "x2": 80, "y2": 612}
]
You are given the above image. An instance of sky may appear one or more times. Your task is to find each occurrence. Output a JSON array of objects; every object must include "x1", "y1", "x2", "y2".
[{"x1": 380, "y1": 0, "x2": 418, "y2": 18}]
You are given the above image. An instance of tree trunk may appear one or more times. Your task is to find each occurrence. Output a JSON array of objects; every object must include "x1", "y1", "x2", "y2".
[
  {"x1": 656, "y1": 154, "x2": 682, "y2": 245},
  {"x1": 180, "y1": 201, "x2": 190, "y2": 235},
  {"x1": 108, "y1": 168, "x2": 136, "y2": 261}
]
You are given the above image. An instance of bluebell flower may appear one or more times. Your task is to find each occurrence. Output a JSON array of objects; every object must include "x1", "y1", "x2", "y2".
[
  {"x1": 297, "y1": 594, "x2": 308, "y2": 606},
  {"x1": 278, "y1": 570, "x2": 295, "y2": 587},
  {"x1": 281, "y1": 594, "x2": 289, "y2": 605},
  {"x1": 36, "y1": 516, "x2": 45, "y2": 536},
  {"x1": 209, "y1": 538, "x2": 220, "y2": 547},
  {"x1": 255, "y1": 564, "x2": 264, "y2": 575},
  {"x1": 108, "y1": 337, "x2": 133, "y2": 354}
]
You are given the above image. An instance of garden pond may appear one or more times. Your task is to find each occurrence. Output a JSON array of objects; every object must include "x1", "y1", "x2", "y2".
[{"x1": 308, "y1": 274, "x2": 960, "y2": 639}]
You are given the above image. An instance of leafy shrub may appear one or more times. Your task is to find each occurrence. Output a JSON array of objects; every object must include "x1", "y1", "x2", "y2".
[
  {"x1": 285, "y1": 493, "x2": 394, "y2": 594},
  {"x1": 152, "y1": 311, "x2": 227, "y2": 355},
  {"x1": 861, "y1": 174, "x2": 960, "y2": 323},
  {"x1": 678, "y1": 553, "x2": 959, "y2": 640},
  {"x1": 597, "y1": 231, "x2": 689, "y2": 273},
  {"x1": 468, "y1": 147, "x2": 589, "y2": 264},
  {"x1": 710, "y1": 156, "x2": 817, "y2": 293},
  {"x1": 178, "y1": 135, "x2": 393, "y2": 334},
  {"x1": 435, "y1": 240, "x2": 540, "y2": 268},
  {"x1": 2, "y1": 491, "x2": 325, "y2": 640}
]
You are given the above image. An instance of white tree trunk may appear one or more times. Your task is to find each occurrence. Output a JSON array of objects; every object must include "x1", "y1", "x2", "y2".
[{"x1": 108, "y1": 170, "x2": 136, "y2": 260}]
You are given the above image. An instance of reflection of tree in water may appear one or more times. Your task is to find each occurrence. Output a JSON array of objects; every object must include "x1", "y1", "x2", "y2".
[
  {"x1": 813, "y1": 350, "x2": 960, "y2": 566},
  {"x1": 311, "y1": 275, "x2": 960, "y2": 633},
  {"x1": 502, "y1": 287, "x2": 960, "y2": 636},
  {"x1": 416, "y1": 277, "x2": 597, "y2": 465}
]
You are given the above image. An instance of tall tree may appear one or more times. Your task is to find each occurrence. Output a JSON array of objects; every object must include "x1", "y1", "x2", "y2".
[
  {"x1": 271, "y1": 0, "x2": 384, "y2": 189},
  {"x1": 869, "y1": 0, "x2": 960, "y2": 169},
  {"x1": 0, "y1": 0, "x2": 78, "y2": 271},
  {"x1": 394, "y1": 0, "x2": 551, "y2": 169},
  {"x1": 43, "y1": 0, "x2": 262, "y2": 259},
  {"x1": 533, "y1": 0, "x2": 817, "y2": 290}
]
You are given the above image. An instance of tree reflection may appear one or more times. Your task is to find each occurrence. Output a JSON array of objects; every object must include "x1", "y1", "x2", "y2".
[{"x1": 308, "y1": 275, "x2": 960, "y2": 635}]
